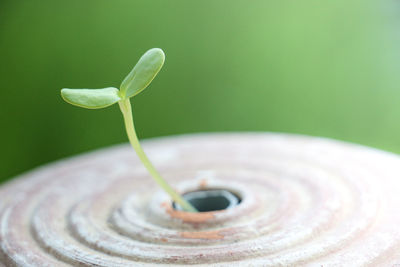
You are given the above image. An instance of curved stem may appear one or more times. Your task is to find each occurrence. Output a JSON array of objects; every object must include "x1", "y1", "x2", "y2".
[{"x1": 118, "y1": 99, "x2": 197, "y2": 212}]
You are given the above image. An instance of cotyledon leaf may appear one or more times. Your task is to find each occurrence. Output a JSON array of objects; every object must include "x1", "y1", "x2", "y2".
[
  {"x1": 119, "y1": 48, "x2": 165, "y2": 99},
  {"x1": 61, "y1": 87, "x2": 121, "y2": 109}
]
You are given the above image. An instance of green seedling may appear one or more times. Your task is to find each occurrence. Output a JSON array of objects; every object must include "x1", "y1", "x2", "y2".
[{"x1": 61, "y1": 48, "x2": 197, "y2": 212}]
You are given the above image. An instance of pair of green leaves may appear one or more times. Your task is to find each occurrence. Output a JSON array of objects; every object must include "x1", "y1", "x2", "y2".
[{"x1": 61, "y1": 48, "x2": 165, "y2": 109}]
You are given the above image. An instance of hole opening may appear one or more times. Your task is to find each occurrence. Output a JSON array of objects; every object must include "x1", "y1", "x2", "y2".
[{"x1": 173, "y1": 189, "x2": 241, "y2": 212}]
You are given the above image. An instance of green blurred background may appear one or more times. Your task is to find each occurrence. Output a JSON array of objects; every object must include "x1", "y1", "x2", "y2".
[{"x1": 1, "y1": 0, "x2": 399, "y2": 183}]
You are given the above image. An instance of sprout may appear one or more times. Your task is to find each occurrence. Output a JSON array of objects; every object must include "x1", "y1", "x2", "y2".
[{"x1": 61, "y1": 48, "x2": 197, "y2": 212}]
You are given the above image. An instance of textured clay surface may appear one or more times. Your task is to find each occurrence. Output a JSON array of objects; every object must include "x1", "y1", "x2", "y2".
[{"x1": 1, "y1": 133, "x2": 400, "y2": 266}]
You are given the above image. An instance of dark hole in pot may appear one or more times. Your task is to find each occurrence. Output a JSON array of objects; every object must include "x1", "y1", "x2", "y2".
[{"x1": 173, "y1": 189, "x2": 241, "y2": 212}]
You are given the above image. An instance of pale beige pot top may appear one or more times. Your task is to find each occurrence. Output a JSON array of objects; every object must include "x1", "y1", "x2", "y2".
[{"x1": 1, "y1": 133, "x2": 400, "y2": 266}]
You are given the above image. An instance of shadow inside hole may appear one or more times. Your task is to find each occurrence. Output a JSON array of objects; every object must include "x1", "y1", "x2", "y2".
[{"x1": 173, "y1": 189, "x2": 241, "y2": 212}]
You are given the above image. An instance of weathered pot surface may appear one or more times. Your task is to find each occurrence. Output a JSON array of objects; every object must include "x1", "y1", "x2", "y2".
[{"x1": 1, "y1": 133, "x2": 400, "y2": 266}]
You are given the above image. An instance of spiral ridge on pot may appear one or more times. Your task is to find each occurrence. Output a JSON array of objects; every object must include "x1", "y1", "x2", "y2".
[{"x1": 1, "y1": 134, "x2": 400, "y2": 266}]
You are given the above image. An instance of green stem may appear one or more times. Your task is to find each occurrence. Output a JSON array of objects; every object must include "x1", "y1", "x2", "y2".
[{"x1": 118, "y1": 99, "x2": 197, "y2": 212}]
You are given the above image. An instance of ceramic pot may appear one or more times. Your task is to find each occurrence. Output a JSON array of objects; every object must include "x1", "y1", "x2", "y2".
[{"x1": 1, "y1": 133, "x2": 400, "y2": 266}]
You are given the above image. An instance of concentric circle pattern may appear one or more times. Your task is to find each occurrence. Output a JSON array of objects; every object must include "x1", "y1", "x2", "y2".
[{"x1": 1, "y1": 133, "x2": 400, "y2": 266}]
